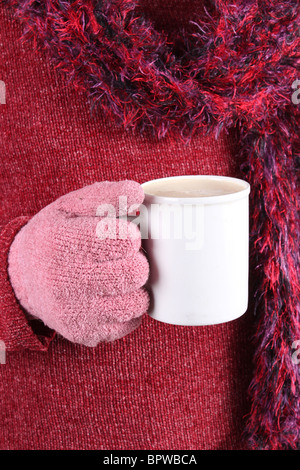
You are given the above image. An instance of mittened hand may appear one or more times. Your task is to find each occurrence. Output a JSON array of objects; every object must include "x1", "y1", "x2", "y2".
[{"x1": 8, "y1": 181, "x2": 150, "y2": 346}]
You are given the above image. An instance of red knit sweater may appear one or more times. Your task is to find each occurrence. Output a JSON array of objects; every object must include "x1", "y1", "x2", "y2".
[{"x1": 0, "y1": 3, "x2": 254, "y2": 450}]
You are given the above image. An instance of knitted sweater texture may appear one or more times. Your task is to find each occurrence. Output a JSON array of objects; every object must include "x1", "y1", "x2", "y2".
[{"x1": 0, "y1": 0, "x2": 299, "y2": 450}]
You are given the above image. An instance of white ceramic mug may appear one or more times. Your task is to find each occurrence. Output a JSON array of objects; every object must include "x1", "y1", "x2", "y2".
[{"x1": 140, "y1": 175, "x2": 250, "y2": 326}]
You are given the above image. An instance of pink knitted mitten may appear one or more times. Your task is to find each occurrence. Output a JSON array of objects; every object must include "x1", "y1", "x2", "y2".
[{"x1": 8, "y1": 181, "x2": 150, "y2": 346}]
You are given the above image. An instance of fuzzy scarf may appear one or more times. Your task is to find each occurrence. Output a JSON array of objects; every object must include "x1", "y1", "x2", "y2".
[{"x1": 3, "y1": 0, "x2": 300, "y2": 450}]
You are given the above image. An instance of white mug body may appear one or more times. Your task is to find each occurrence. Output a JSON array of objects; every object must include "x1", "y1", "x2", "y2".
[{"x1": 140, "y1": 175, "x2": 250, "y2": 326}]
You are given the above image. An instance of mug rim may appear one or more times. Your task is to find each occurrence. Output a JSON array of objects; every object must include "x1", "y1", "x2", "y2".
[{"x1": 141, "y1": 175, "x2": 250, "y2": 205}]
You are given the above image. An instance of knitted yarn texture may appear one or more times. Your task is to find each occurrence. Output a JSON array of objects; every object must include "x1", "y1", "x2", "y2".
[
  {"x1": 7, "y1": 181, "x2": 149, "y2": 346},
  {"x1": 3, "y1": 0, "x2": 300, "y2": 449}
]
